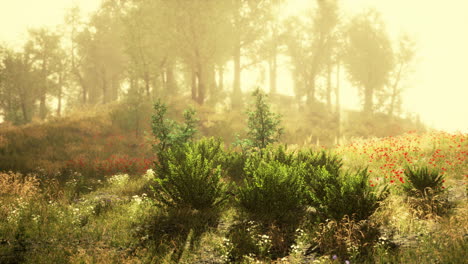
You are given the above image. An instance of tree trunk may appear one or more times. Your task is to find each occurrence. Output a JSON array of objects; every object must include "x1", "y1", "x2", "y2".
[
  {"x1": 191, "y1": 66, "x2": 197, "y2": 101},
  {"x1": 326, "y1": 60, "x2": 332, "y2": 112},
  {"x1": 269, "y1": 26, "x2": 278, "y2": 95},
  {"x1": 269, "y1": 53, "x2": 277, "y2": 95},
  {"x1": 57, "y1": 73, "x2": 62, "y2": 117},
  {"x1": 39, "y1": 71, "x2": 47, "y2": 119},
  {"x1": 166, "y1": 61, "x2": 177, "y2": 95},
  {"x1": 232, "y1": 40, "x2": 242, "y2": 109},
  {"x1": 364, "y1": 85, "x2": 373, "y2": 115},
  {"x1": 39, "y1": 92, "x2": 47, "y2": 120},
  {"x1": 306, "y1": 75, "x2": 316, "y2": 106},
  {"x1": 207, "y1": 63, "x2": 218, "y2": 104},
  {"x1": 102, "y1": 69, "x2": 109, "y2": 104},
  {"x1": 388, "y1": 64, "x2": 403, "y2": 117},
  {"x1": 335, "y1": 62, "x2": 341, "y2": 144},
  {"x1": 196, "y1": 63, "x2": 205, "y2": 105},
  {"x1": 144, "y1": 71, "x2": 151, "y2": 97}
]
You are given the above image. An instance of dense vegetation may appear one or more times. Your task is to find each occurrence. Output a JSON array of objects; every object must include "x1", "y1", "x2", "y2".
[
  {"x1": 0, "y1": 90, "x2": 466, "y2": 263},
  {"x1": 0, "y1": 0, "x2": 464, "y2": 263}
]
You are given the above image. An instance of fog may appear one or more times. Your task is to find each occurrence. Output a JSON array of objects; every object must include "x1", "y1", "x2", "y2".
[{"x1": 1, "y1": 0, "x2": 467, "y2": 133}]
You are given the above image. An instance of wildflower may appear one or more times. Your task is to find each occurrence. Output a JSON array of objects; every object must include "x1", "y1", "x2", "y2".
[
  {"x1": 345, "y1": 261, "x2": 350, "y2": 264},
  {"x1": 332, "y1": 254, "x2": 338, "y2": 260}
]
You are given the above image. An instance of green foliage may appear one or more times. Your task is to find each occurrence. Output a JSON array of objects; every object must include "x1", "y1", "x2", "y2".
[
  {"x1": 246, "y1": 88, "x2": 284, "y2": 150},
  {"x1": 151, "y1": 100, "x2": 198, "y2": 154},
  {"x1": 402, "y1": 165, "x2": 449, "y2": 217},
  {"x1": 297, "y1": 150, "x2": 343, "y2": 177},
  {"x1": 224, "y1": 221, "x2": 274, "y2": 262},
  {"x1": 152, "y1": 138, "x2": 228, "y2": 211},
  {"x1": 402, "y1": 165, "x2": 445, "y2": 198},
  {"x1": 222, "y1": 149, "x2": 248, "y2": 183},
  {"x1": 152, "y1": 100, "x2": 199, "y2": 177},
  {"x1": 306, "y1": 167, "x2": 388, "y2": 221},
  {"x1": 237, "y1": 159, "x2": 307, "y2": 225}
]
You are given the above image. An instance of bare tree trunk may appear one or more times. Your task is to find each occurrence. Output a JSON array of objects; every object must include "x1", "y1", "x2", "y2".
[
  {"x1": 326, "y1": 60, "x2": 332, "y2": 112},
  {"x1": 191, "y1": 66, "x2": 197, "y2": 101},
  {"x1": 335, "y1": 62, "x2": 341, "y2": 144},
  {"x1": 364, "y1": 85, "x2": 373, "y2": 115},
  {"x1": 269, "y1": 27, "x2": 278, "y2": 95},
  {"x1": 306, "y1": 75, "x2": 316, "y2": 106},
  {"x1": 144, "y1": 71, "x2": 151, "y2": 97},
  {"x1": 166, "y1": 61, "x2": 177, "y2": 95},
  {"x1": 57, "y1": 73, "x2": 62, "y2": 117},
  {"x1": 232, "y1": 39, "x2": 242, "y2": 109},
  {"x1": 196, "y1": 62, "x2": 205, "y2": 105},
  {"x1": 102, "y1": 68, "x2": 108, "y2": 104},
  {"x1": 388, "y1": 64, "x2": 403, "y2": 118}
]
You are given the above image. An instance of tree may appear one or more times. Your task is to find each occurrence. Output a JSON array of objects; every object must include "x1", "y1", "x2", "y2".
[
  {"x1": 123, "y1": 0, "x2": 175, "y2": 100},
  {"x1": 87, "y1": 1, "x2": 127, "y2": 104},
  {"x1": 170, "y1": 0, "x2": 233, "y2": 105},
  {"x1": 64, "y1": 5, "x2": 90, "y2": 106},
  {"x1": 25, "y1": 28, "x2": 62, "y2": 119},
  {"x1": 0, "y1": 47, "x2": 40, "y2": 124},
  {"x1": 283, "y1": 0, "x2": 340, "y2": 107},
  {"x1": 387, "y1": 34, "x2": 416, "y2": 117},
  {"x1": 231, "y1": 0, "x2": 271, "y2": 108},
  {"x1": 343, "y1": 9, "x2": 394, "y2": 115},
  {"x1": 246, "y1": 88, "x2": 284, "y2": 149}
]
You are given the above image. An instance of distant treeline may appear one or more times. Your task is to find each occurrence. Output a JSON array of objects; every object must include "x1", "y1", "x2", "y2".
[{"x1": 0, "y1": 0, "x2": 416, "y2": 134}]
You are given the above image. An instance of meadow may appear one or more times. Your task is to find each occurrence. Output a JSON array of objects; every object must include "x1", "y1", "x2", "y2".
[{"x1": 0, "y1": 100, "x2": 466, "y2": 264}]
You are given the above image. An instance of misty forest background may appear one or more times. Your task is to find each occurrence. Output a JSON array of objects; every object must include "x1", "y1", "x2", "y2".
[{"x1": 0, "y1": 0, "x2": 424, "y2": 142}]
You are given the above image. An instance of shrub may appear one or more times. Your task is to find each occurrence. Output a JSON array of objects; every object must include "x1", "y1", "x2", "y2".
[
  {"x1": 402, "y1": 165, "x2": 445, "y2": 198},
  {"x1": 298, "y1": 150, "x2": 343, "y2": 177},
  {"x1": 238, "y1": 159, "x2": 307, "y2": 225},
  {"x1": 152, "y1": 138, "x2": 228, "y2": 211},
  {"x1": 151, "y1": 100, "x2": 198, "y2": 178},
  {"x1": 306, "y1": 167, "x2": 388, "y2": 221},
  {"x1": 242, "y1": 145, "x2": 297, "y2": 176},
  {"x1": 308, "y1": 216, "x2": 381, "y2": 261},
  {"x1": 246, "y1": 88, "x2": 284, "y2": 150},
  {"x1": 402, "y1": 165, "x2": 449, "y2": 217},
  {"x1": 222, "y1": 149, "x2": 247, "y2": 183}
]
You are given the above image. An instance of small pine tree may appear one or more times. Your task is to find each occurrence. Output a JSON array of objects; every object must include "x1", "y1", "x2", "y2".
[
  {"x1": 151, "y1": 100, "x2": 198, "y2": 177},
  {"x1": 151, "y1": 100, "x2": 198, "y2": 153},
  {"x1": 246, "y1": 88, "x2": 284, "y2": 149}
]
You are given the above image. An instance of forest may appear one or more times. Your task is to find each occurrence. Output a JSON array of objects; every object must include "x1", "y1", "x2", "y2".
[{"x1": 0, "y1": 0, "x2": 466, "y2": 263}]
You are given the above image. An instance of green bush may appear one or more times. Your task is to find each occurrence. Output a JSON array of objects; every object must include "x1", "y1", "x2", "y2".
[
  {"x1": 233, "y1": 156, "x2": 308, "y2": 259},
  {"x1": 242, "y1": 145, "x2": 296, "y2": 176},
  {"x1": 297, "y1": 150, "x2": 343, "y2": 177},
  {"x1": 152, "y1": 100, "x2": 198, "y2": 177},
  {"x1": 152, "y1": 138, "x2": 228, "y2": 211},
  {"x1": 237, "y1": 159, "x2": 307, "y2": 225},
  {"x1": 403, "y1": 165, "x2": 445, "y2": 198},
  {"x1": 402, "y1": 165, "x2": 449, "y2": 217},
  {"x1": 222, "y1": 149, "x2": 248, "y2": 182},
  {"x1": 306, "y1": 167, "x2": 388, "y2": 221}
]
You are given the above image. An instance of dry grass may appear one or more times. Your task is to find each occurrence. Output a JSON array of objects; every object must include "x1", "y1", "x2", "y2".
[{"x1": 0, "y1": 171, "x2": 39, "y2": 198}]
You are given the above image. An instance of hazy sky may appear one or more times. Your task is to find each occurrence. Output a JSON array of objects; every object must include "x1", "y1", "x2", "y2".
[{"x1": 0, "y1": 0, "x2": 467, "y2": 133}]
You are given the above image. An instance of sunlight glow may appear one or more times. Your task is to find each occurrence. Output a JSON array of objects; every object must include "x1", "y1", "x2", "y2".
[{"x1": 0, "y1": 0, "x2": 467, "y2": 132}]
